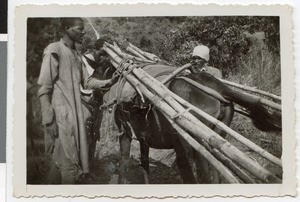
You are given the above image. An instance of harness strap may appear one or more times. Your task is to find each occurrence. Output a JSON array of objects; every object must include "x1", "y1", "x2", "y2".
[
  {"x1": 81, "y1": 96, "x2": 101, "y2": 140},
  {"x1": 123, "y1": 64, "x2": 138, "y2": 76},
  {"x1": 151, "y1": 107, "x2": 162, "y2": 134},
  {"x1": 116, "y1": 57, "x2": 131, "y2": 74},
  {"x1": 103, "y1": 66, "x2": 111, "y2": 78},
  {"x1": 114, "y1": 58, "x2": 131, "y2": 104},
  {"x1": 81, "y1": 97, "x2": 95, "y2": 114},
  {"x1": 100, "y1": 99, "x2": 116, "y2": 109}
]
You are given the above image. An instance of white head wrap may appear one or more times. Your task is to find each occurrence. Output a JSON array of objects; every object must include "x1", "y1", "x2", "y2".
[{"x1": 192, "y1": 45, "x2": 210, "y2": 62}]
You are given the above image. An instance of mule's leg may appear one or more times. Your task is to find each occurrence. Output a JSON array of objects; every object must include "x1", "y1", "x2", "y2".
[
  {"x1": 213, "y1": 103, "x2": 234, "y2": 138},
  {"x1": 118, "y1": 134, "x2": 132, "y2": 184},
  {"x1": 140, "y1": 140, "x2": 150, "y2": 184},
  {"x1": 172, "y1": 133, "x2": 197, "y2": 184},
  {"x1": 196, "y1": 103, "x2": 234, "y2": 184}
]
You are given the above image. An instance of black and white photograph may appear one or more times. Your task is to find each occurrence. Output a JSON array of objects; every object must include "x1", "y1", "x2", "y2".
[{"x1": 13, "y1": 4, "x2": 295, "y2": 197}]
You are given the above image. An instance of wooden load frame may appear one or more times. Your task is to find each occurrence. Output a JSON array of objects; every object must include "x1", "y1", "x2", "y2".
[{"x1": 103, "y1": 42, "x2": 282, "y2": 184}]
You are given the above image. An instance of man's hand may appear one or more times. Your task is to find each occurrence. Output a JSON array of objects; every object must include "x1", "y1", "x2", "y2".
[
  {"x1": 110, "y1": 72, "x2": 120, "y2": 85},
  {"x1": 40, "y1": 95, "x2": 58, "y2": 137},
  {"x1": 44, "y1": 119, "x2": 58, "y2": 138}
]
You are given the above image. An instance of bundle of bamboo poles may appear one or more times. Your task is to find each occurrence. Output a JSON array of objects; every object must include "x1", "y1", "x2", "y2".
[
  {"x1": 127, "y1": 42, "x2": 161, "y2": 62},
  {"x1": 103, "y1": 42, "x2": 282, "y2": 184},
  {"x1": 219, "y1": 78, "x2": 281, "y2": 102}
]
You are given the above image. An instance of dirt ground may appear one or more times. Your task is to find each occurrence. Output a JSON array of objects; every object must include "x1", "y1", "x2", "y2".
[
  {"x1": 27, "y1": 140, "x2": 181, "y2": 184},
  {"x1": 27, "y1": 111, "x2": 282, "y2": 184}
]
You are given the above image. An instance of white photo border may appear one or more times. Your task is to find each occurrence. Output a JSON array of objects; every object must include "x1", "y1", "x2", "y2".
[{"x1": 13, "y1": 3, "x2": 295, "y2": 198}]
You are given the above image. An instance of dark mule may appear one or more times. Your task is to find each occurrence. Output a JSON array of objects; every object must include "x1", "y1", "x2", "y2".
[{"x1": 114, "y1": 68, "x2": 281, "y2": 184}]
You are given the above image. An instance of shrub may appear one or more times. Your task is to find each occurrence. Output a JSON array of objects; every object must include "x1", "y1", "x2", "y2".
[{"x1": 227, "y1": 34, "x2": 281, "y2": 95}]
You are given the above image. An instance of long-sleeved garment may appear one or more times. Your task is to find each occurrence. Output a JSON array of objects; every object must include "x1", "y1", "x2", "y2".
[
  {"x1": 37, "y1": 38, "x2": 112, "y2": 182},
  {"x1": 201, "y1": 66, "x2": 222, "y2": 79}
]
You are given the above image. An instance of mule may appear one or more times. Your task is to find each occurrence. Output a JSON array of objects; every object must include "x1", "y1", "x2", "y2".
[{"x1": 113, "y1": 67, "x2": 281, "y2": 184}]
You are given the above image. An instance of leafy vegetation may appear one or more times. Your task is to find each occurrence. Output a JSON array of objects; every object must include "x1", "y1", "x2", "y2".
[{"x1": 27, "y1": 16, "x2": 280, "y2": 80}]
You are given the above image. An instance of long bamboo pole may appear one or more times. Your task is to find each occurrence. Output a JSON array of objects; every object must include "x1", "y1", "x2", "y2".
[
  {"x1": 212, "y1": 149, "x2": 256, "y2": 183},
  {"x1": 220, "y1": 78, "x2": 281, "y2": 102},
  {"x1": 162, "y1": 63, "x2": 192, "y2": 84},
  {"x1": 106, "y1": 43, "x2": 154, "y2": 63},
  {"x1": 200, "y1": 140, "x2": 256, "y2": 183},
  {"x1": 142, "y1": 69, "x2": 282, "y2": 167},
  {"x1": 128, "y1": 42, "x2": 161, "y2": 62},
  {"x1": 162, "y1": 111, "x2": 240, "y2": 183},
  {"x1": 179, "y1": 77, "x2": 281, "y2": 111},
  {"x1": 252, "y1": 94, "x2": 281, "y2": 111},
  {"x1": 103, "y1": 44, "x2": 281, "y2": 183},
  {"x1": 86, "y1": 18, "x2": 100, "y2": 40},
  {"x1": 126, "y1": 46, "x2": 148, "y2": 60},
  {"x1": 176, "y1": 76, "x2": 230, "y2": 104}
]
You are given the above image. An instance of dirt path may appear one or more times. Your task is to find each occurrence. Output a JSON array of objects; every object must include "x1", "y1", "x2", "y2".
[{"x1": 27, "y1": 112, "x2": 282, "y2": 184}]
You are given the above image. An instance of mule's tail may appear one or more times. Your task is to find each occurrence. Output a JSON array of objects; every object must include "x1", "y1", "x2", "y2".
[{"x1": 187, "y1": 73, "x2": 282, "y2": 132}]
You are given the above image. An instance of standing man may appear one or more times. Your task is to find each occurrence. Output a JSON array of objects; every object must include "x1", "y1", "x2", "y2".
[
  {"x1": 190, "y1": 45, "x2": 223, "y2": 79},
  {"x1": 37, "y1": 18, "x2": 117, "y2": 184}
]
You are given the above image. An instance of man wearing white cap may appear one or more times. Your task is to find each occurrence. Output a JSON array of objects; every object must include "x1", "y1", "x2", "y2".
[{"x1": 190, "y1": 45, "x2": 222, "y2": 79}]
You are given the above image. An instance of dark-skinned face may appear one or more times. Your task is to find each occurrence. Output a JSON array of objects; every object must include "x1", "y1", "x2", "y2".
[
  {"x1": 66, "y1": 19, "x2": 85, "y2": 44},
  {"x1": 191, "y1": 56, "x2": 207, "y2": 73},
  {"x1": 92, "y1": 48, "x2": 108, "y2": 64}
]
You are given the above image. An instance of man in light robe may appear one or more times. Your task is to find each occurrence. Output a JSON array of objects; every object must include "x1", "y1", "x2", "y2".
[{"x1": 37, "y1": 18, "x2": 118, "y2": 184}]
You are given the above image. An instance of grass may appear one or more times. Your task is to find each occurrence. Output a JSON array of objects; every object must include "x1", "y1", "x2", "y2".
[
  {"x1": 228, "y1": 34, "x2": 281, "y2": 96},
  {"x1": 225, "y1": 35, "x2": 282, "y2": 179},
  {"x1": 27, "y1": 139, "x2": 51, "y2": 184}
]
